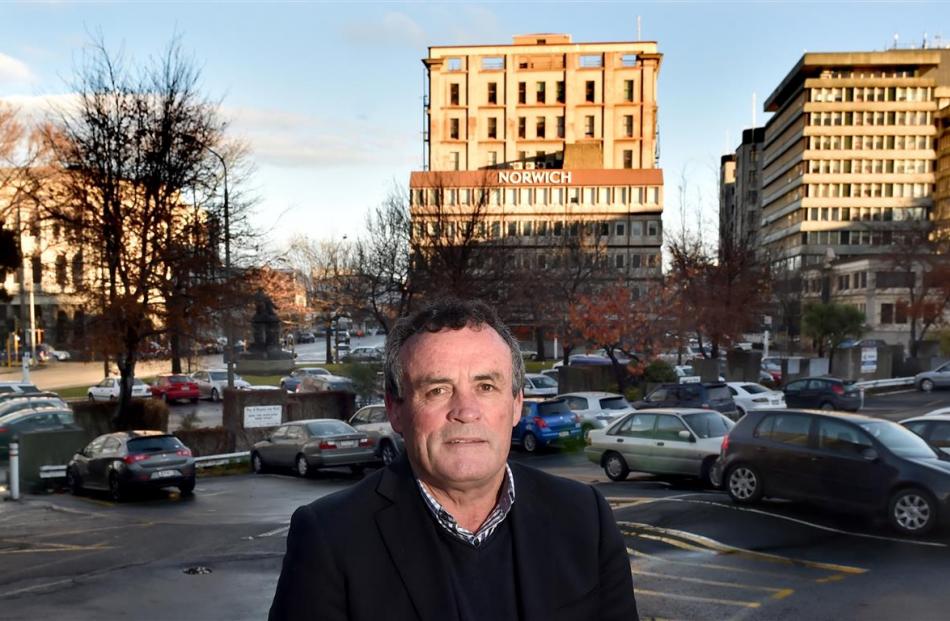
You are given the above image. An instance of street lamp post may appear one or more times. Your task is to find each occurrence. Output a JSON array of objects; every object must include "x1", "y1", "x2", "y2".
[{"x1": 206, "y1": 146, "x2": 234, "y2": 389}]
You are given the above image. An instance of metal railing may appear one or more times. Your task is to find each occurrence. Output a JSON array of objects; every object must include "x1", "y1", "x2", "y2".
[
  {"x1": 33, "y1": 451, "x2": 251, "y2": 483},
  {"x1": 854, "y1": 377, "x2": 915, "y2": 390}
]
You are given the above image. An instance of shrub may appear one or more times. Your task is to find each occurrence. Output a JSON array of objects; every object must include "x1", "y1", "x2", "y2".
[{"x1": 642, "y1": 359, "x2": 677, "y2": 384}]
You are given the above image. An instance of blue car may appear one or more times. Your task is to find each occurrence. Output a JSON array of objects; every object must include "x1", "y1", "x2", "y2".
[{"x1": 512, "y1": 399, "x2": 583, "y2": 453}]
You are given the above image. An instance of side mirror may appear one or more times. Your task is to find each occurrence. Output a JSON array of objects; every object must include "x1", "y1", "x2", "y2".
[
  {"x1": 860, "y1": 447, "x2": 879, "y2": 462},
  {"x1": 678, "y1": 430, "x2": 695, "y2": 443}
]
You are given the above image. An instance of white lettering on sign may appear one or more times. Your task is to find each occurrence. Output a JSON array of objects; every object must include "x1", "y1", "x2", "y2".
[
  {"x1": 244, "y1": 405, "x2": 282, "y2": 429},
  {"x1": 498, "y1": 171, "x2": 573, "y2": 184}
]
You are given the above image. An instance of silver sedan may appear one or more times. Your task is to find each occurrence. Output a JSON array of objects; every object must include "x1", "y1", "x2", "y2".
[{"x1": 251, "y1": 419, "x2": 375, "y2": 477}]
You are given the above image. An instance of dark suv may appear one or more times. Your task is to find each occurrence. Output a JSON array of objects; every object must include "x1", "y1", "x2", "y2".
[
  {"x1": 712, "y1": 409, "x2": 950, "y2": 535},
  {"x1": 782, "y1": 377, "x2": 863, "y2": 411},
  {"x1": 633, "y1": 382, "x2": 739, "y2": 420}
]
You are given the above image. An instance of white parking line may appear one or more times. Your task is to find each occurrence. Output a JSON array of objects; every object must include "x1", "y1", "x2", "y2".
[
  {"x1": 255, "y1": 525, "x2": 290, "y2": 538},
  {"x1": 0, "y1": 577, "x2": 74, "y2": 599}
]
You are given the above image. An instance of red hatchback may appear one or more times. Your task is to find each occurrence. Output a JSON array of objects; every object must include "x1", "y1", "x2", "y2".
[{"x1": 150, "y1": 374, "x2": 200, "y2": 403}]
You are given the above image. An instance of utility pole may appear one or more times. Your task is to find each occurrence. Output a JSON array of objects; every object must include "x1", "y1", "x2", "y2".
[
  {"x1": 206, "y1": 146, "x2": 234, "y2": 389},
  {"x1": 15, "y1": 205, "x2": 29, "y2": 381}
]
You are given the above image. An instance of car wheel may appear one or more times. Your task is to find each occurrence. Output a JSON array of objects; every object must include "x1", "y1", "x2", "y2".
[
  {"x1": 211, "y1": 388, "x2": 220, "y2": 402},
  {"x1": 603, "y1": 452, "x2": 629, "y2": 482},
  {"x1": 522, "y1": 432, "x2": 539, "y2": 453},
  {"x1": 295, "y1": 454, "x2": 309, "y2": 478},
  {"x1": 178, "y1": 478, "x2": 196, "y2": 496},
  {"x1": 350, "y1": 465, "x2": 365, "y2": 476},
  {"x1": 380, "y1": 441, "x2": 398, "y2": 466},
  {"x1": 108, "y1": 472, "x2": 125, "y2": 503},
  {"x1": 66, "y1": 467, "x2": 83, "y2": 495},
  {"x1": 251, "y1": 452, "x2": 266, "y2": 474},
  {"x1": 88, "y1": 393, "x2": 95, "y2": 401},
  {"x1": 820, "y1": 401, "x2": 835, "y2": 411},
  {"x1": 889, "y1": 488, "x2": 937, "y2": 535},
  {"x1": 700, "y1": 456, "x2": 718, "y2": 489},
  {"x1": 920, "y1": 379, "x2": 935, "y2": 393},
  {"x1": 189, "y1": 397, "x2": 198, "y2": 404},
  {"x1": 109, "y1": 395, "x2": 116, "y2": 401},
  {"x1": 726, "y1": 464, "x2": 763, "y2": 504}
]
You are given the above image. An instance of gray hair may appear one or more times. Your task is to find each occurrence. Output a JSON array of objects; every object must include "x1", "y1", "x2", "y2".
[{"x1": 384, "y1": 298, "x2": 525, "y2": 400}]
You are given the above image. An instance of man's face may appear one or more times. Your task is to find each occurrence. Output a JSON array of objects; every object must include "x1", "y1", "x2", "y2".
[{"x1": 386, "y1": 325, "x2": 522, "y2": 493}]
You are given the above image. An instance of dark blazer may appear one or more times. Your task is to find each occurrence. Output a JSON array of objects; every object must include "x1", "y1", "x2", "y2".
[{"x1": 269, "y1": 456, "x2": 638, "y2": 621}]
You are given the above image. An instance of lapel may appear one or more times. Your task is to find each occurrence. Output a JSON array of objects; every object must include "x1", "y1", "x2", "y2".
[
  {"x1": 374, "y1": 456, "x2": 459, "y2": 621},
  {"x1": 509, "y1": 463, "x2": 555, "y2": 621}
]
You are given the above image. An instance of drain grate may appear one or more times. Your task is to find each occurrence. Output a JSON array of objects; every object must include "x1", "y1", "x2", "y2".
[{"x1": 183, "y1": 566, "x2": 213, "y2": 575}]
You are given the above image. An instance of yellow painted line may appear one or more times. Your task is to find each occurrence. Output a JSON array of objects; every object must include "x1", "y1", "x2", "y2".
[
  {"x1": 620, "y1": 521, "x2": 867, "y2": 575},
  {"x1": 629, "y1": 547, "x2": 799, "y2": 581},
  {"x1": 0, "y1": 543, "x2": 114, "y2": 555},
  {"x1": 815, "y1": 574, "x2": 848, "y2": 584},
  {"x1": 772, "y1": 588, "x2": 795, "y2": 600},
  {"x1": 633, "y1": 568, "x2": 792, "y2": 595},
  {"x1": 28, "y1": 522, "x2": 154, "y2": 539},
  {"x1": 636, "y1": 588, "x2": 761, "y2": 609},
  {"x1": 625, "y1": 529, "x2": 713, "y2": 554}
]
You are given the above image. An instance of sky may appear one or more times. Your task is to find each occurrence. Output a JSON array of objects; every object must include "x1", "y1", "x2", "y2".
[{"x1": 1, "y1": 1, "x2": 946, "y2": 252}]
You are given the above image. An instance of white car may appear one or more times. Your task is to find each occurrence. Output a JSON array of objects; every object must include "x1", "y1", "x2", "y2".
[
  {"x1": 523, "y1": 373, "x2": 558, "y2": 398},
  {"x1": 190, "y1": 369, "x2": 251, "y2": 401},
  {"x1": 901, "y1": 413, "x2": 950, "y2": 458},
  {"x1": 725, "y1": 382, "x2": 786, "y2": 418},
  {"x1": 348, "y1": 404, "x2": 405, "y2": 465},
  {"x1": 585, "y1": 408, "x2": 734, "y2": 484},
  {"x1": 87, "y1": 377, "x2": 151, "y2": 401},
  {"x1": 558, "y1": 391, "x2": 636, "y2": 433}
]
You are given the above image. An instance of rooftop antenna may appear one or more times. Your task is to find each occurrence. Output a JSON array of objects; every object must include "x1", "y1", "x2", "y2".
[
  {"x1": 923, "y1": 32, "x2": 928, "y2": 48},
  {"x1": 637, "y1": 16, "x2": 642, "y2": 40},
  {"x1": 894, "y1": 33, "x2": 899, "y2": 49}
]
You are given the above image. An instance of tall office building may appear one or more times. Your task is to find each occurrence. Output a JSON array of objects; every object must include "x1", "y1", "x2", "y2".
[
  {"x1": 719, "y1": 128, "x2": 765, "y2": 252},
  {"x1": 718, "y1": 153, "x2": 736, "y2": 257},
  {"x1": 409, "y1": 34, "x2": 664, "y2": 297},
  {"x1": 760, "y1": 50, "x2": 950, "y2": 272}
]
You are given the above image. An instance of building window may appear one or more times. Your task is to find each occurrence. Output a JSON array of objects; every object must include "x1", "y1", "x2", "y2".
[
  {"x1": 623, "y1": 150, "x2": 633, "y2": 168},
  {"x1": 584, "y1": 115, "x2": 594, "y2": 137},
  {"x1": 31, "y1": 256, "x2": 42, "y2": 285},
  {"x1": 488, "y1": 117, "x2": 497, "y2": 139},
  {"x1": 623, "y1": 115, "x2": 633, "y2": 136},
  {"x1": 556, "y1": 80, "x2": 565, "y2": 103},
  {"x1": 487, "y1": 82, "x2": 497, "y2": 105},
  {"x1": 896, "y1": 302, "x2": 909, "y2": 324},
  {"x1": 518, "y1": 82, "x2": 526, "y2": 104},
  {"x1": 536, "y1": 81, "x2": 546, "y2": 104},
  {"x1": 536, "y1": 117, "x2": 546, "y2": 139},
  {"x1": 880, "y1": 303, "x2": 894, "y2": 324},
  {"x1": 557, "y1": 116, "x2": 565, "y2": 138},
  {"x1": 481, "y1": 56, "x2": 504, "y2": 70},
  {"x1": 616, "y1": 223, "x2": 625, "y2": 236},
  {"x1": 71, "y1": 252, "x2": 83, "y2": 286},
  {"x1": 507, "y1": 222, "x2": 518, "y2": 237},
  {"x1": 537, "y1": 221, "x2": 548, "y2": 236},
  {"x1": 488, "y1": 151, "x2": 498, "y2": 167},
  {"x1": 615, "y1": 254, "x2": 625, "y2": 269},
  {"x1": 585, "y1": 80, "x2": 595, "y2": 103},
  {"x1": 446, "y1": 58, "x2": 462, "y2": 71},
  {"x1": 624, "y1": 79, "x2": 634, "y2": 101},
  {"x1": 523, "y1": 221, "x2": 533, "y2": 236},
  {"x1": 518, "y1": 117, "x2": 526, "y2": 139},
  {"x1": 451, "y1": 152, "x2": 460, "y2": 170},
  {"x1": 647, "y1": 221, "x2": 658, "y2": 236},
  {"x1": 450, "y1": 83, "x2": 460, "y2": 106},
  {"x1": 55, "y1": 255, "x2": 68, "y2": 287},
  {"x1": 554, "y1": 222, "x2": 563, "y2": 236},
  {"x1": 450, "y1": 118, "x2": 460, "y2": 140}
]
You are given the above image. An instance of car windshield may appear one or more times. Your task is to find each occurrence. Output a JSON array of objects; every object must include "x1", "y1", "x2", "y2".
[
  {"x1": 328, "y1": 380, "x2": 354, "y2": 391},
  {"x1": 531, "y1": 376, "x2": 558, "y2": 388},
  {"x1": 302, "y1": 368, "x2": 328, "y2": 376},
  {"x1": 209, "y1": 372, "x2": 228, "y2": 381},
  {"x1": 740, "y1": 384, "x2": 769, "y2": 394},
  {"x1": 707, "y1": 386, "x2": 731, "y2": 400},
  {"x1": 307, "y1": 420, "x2": 356, "y2": 436},
  {"x1": 600, "y1": 396, "x2": 631, "y2": 410},
  {"x1": 127, "y1": 436, "x2": 184, "y2": 453},
  {"x1": 683, "y1": 412, "x2": 732, "y2": 438},
  {"x1": 132, "y1": 379, "x2": 147, "y2": 386},
  {"x1": 858, "y1": 421, "x2": 937, "y2": 459}
]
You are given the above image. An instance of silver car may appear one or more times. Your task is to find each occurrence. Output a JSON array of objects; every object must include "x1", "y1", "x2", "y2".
[
  {"x1": 558, "y1": 391, "x2": 635, "y2": 433},
  {"x1": 523, "y1": 373, "x2": 558, "y2": 398},
  {"x1": 585, "y1": 408, "x2": 734, "y2": 485},
  {"x1": 190, "y1": 369, "x2": 251, "y2": 401},
  {"x1": 251, "y1": 419, "x2": 375, "y2": 477},
  {"x1": 915, "y1": 361, "x2": 950, "y2": 392},
  {"x1": 348, "y1": 404, "x2": 404, "y2": 465}
]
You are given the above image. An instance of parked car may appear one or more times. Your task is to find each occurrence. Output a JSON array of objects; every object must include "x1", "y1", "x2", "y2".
[
  {"x1": 298, "y1": 374, "x2": 356, "y2": 393},
  {"x1": 190, "y1": 369, "x2": 251, "y2": 401},
  {"x1": 512, "y1": 398, "x2": 583, "y2": 453},
  {"x1": 0, "y1": 394, "x2": 68, "y2": 418},
  {"x1": 66, "y1": 430, "x2": 196, "y2": 501},
  {"x1": 251, "y1": 419, "x2": 375, "y2": 477},
  {"x1": 901, "y1": 414, "x2": 950, "y2": 459},
  {"x1": 712, "y1": 409, "x2": 950, "y2": 535},
  {"x1": 280, "y1": 367, "x2": 331, "y2": 392},
  {"x1": 149, "y1": 375, "x2": 200, "y2": 404},
  {"x1": 88, "y1": 377, "x2": 151, "y2": 401},
  {"x1": 0, "y1": 407, "x2": 77, "y2": 460},
  {"x1": 633, "y1": 382, "x2": 739, "y2": 421},
  {"x1": 782, "y1": 377, "x2": 863, "y2": 411},
  {"x1": 523, "y1": 373, "x2": 558, "y2": 398},
  {"x1": 726, "y1": 382, "x2": 786, "y2": 419},
  {"x1": 761, "y1": 358, "x2": 783, "y2": 383},
  {"x1": 557, "y1": 391, "x2": 636, "y2": 434},
  {"x1": 915, "y1": 361, "x2": 950, "y2": 392},
  {"x1": 540, "y1": 368, "x2": 560, "y2": 384},
  {"x1": 296, "y1": 332, "x2": 316, "y2": 344},
  {"x1": 347, "y1": 404, "x2": 404, "y2": 465},
  {"x1": 551, "y1": 354, "x2": 612, "y2": 369},
  {"x1": 586, "y1": 408, "x2": 733, "y2": 484},
  {"x1": 335, "y1": 342, "x2": 351, "y2": 359},
  {"x1": 343, "y1": 346, "x2": 384, "y2": 363},
  {"x1": 673, "y1": 365, "x2": 725, "y2": 382},
  {"x1": 0, "y1": 382, "x2": 40, "y2": 395},
  {"x1": 36, "y1": 343, "x2": 70, "y2": 361}
]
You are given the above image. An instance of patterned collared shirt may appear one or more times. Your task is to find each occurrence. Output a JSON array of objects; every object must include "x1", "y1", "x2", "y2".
[{"x1": 416, "y1": 464, "x2": 516, "y2": 548}]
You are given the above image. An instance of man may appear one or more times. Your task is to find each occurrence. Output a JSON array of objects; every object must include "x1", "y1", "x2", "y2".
[{"x1": 269, "y1": 299, "x2": 638, "y2": 621}]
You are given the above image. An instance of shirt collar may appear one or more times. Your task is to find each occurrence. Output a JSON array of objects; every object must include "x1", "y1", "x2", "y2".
[{"x1": 415, "y1": 464, "x2": 516, "y2": 547}]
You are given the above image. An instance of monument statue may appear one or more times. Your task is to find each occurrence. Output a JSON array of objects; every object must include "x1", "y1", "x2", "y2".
[{"x1": 237, "y1": 290, "x2": 295, "y2": 375}]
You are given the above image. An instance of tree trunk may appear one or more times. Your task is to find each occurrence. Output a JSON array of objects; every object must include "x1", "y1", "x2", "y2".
[
  {"x1": 325, "y1": 321, "x2": 334, "y2": 364},
  {"x1": 170, "y1": 331, "x2": 182, "y2": 374},
  {"x1": 534, "y1": 326, "x2": 546, "y2": 362}
]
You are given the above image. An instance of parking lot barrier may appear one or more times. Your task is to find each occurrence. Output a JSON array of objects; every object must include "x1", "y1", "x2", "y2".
[
  {"x1": 9, "y1": 440, "x2": 19, "y2": 500},
  {"x1": 853, "y1": 377, "x2": 914, "y2": 391},
  {"x1": 39, "y1": 465, "x2": 67, "y2": 480},
  {"x1": 194, "y1": 451, "x2": 250, "y2": 469}
]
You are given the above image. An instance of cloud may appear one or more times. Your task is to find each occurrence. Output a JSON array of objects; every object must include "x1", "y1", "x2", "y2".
[
  {"x1": 226, "y1": 105, "x2": 417, "y2": 169},
  {"x1": 0, "y1": 93, "x2": 79, "y2": 121},
  {"x1": 0, "y1": 52, "x2": 34, "y2": 84},
  {"x1": 340, "y1": 11, "x2": 427, "y2": 49}
]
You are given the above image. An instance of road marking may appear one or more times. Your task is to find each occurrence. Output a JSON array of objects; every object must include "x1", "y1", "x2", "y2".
[
  {"x1": 28, "y1": 522, "x2": 155, "y2": 539},
  {"x1": 620, "y1": 495, "x2": 947, "y2": 549},
  {"x1": 620, "y1": 521, "x2": 868, "y2": 575},
  {"x1": 255, "y1": 525, "x2": 290, "y2": 538},
  {"x1": 0, "y1": 577, "x2": 75, "y2": 599},
  {"x1": 636, "y1": 588, "x2": 761, "y2": 608},
  {"x1": 0, "y1": 542, "x2": 113, "y2": 555},
  {"x1": 630, "y1": 548, "x2": 799, "y2": 580},
  {"x1": 633, "y1": 568, "x2": 793, "y2": 596}
]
